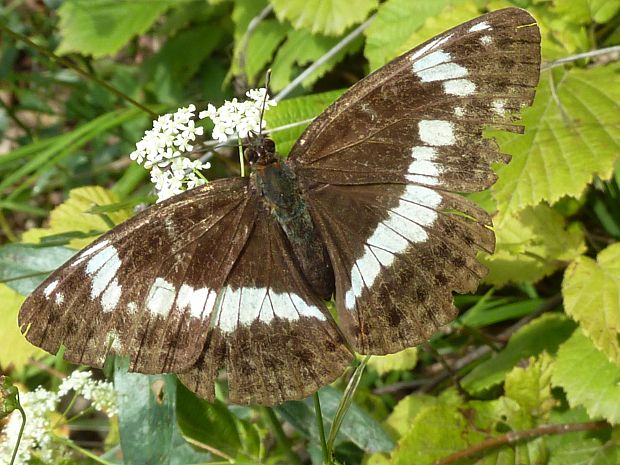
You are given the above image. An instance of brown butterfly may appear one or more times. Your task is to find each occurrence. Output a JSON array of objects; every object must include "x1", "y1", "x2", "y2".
[{"x1": 19, "y1": 8, "x2": 541, "y2": 405}]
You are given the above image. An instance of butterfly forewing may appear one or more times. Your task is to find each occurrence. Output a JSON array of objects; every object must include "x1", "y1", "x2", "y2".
[
  {"x1": 289, "y1": 8, "x2": 541, "y2": 354},
  {"x1": 179, "y1": 208, "x2": 352, "y2": 405},
  {"x1": 19, "y1": 178, "x2": 256, "y2": 373}
]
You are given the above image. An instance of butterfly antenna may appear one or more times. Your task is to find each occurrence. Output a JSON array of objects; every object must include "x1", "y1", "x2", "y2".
[{"x1": 258, "y1": 69, "x2": 271, "y2": 138}]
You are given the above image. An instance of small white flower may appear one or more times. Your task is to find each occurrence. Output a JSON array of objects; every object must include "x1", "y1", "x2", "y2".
[{"x1": 58, "y1": 371, "x2": 118, "y2": 418}]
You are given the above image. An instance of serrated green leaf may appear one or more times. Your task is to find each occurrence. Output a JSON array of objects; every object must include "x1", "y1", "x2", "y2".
[
  {"x1": 480, "y1": 204, "x2": 585, "y2": 286},
  {"x1": 176, "y1": 382, "x2": 243, "y2": 457},
  {"x1": 553, "y1": 0, "x2": 620, "y2": 24},
  {"x1": 56, "y1": 0, "x2": 175, "y2": 57},
  {"x1": 21, "y1": 186, "x2": 132, "y2": 249},
  {"x1": 114, "y1": 358, "x2": 176, "y2": 465},
  {"x1": 244, "y1": 20, "x2": 290, "y2": 84},
  {"x1": 563, "y1": 243, "x2": 620, "y2": 365},
  {"x1": 363, "y1": 0, "x2": 451, "y2": 71},
  {"x1": 549, "y1": 437, "x2": 620, "y2": 465},
  {"x1": 368, "y1": 348, "x2": 418, "y2": 376},
  {"x1": 265, "y1": 89, "x2": 344, "y2": 155},
  {"x1": 0, "y1": 244, "x2": 75, "y2": 295},
  {"x1": 271, "y1": 0, "x2": 377, "y2": 36},
  {"x1": 552, "y1": 329, "x2": 620, "y2": 424},
  {"x1": 492, "y1": 65, "x2": 620, "y2": 222},
  {"x1": 504, "y1": 353, "x2": 556, "y2": 419},
  {"x1": 0, "y1": 284, "x2": 46, "y2": 370},
  {"x1": 270, "y1": 28, "x2": 361, "y2": 92},
  {"x1": 462, "y1": 314, "x2": 576, "y2": 394}
]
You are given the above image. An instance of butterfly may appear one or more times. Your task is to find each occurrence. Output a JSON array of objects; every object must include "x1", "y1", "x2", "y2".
[{"x1": 19, "y1": 8, "x2": 541, "y2": 405}]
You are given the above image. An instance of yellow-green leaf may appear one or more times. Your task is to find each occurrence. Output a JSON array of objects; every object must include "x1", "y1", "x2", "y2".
[
  {"x1": 562, "y1": 243, "x2": 620, "y2": 365},
  {"x1": 481, "y1": 204, "x2": 585, "y2": 286},
  {"x1": 56, "y1": 0, "x2": 175, "y2": 58},
  {"x1": 492, "y1": 65, "x2": 620, "y2": 222},
  {"x1": 0, "y1": 284, "x2": 46, "y2": 370},
  {"x1": 271, "y1": 0, "x2": 377, "y2": 36},
  {"x1": 22, "y1": 186, "x2": 132, "y2": 249},
  {"x1": 504, "y1": 353, "x2": 556, "y2": 419},
  {"x1": 552, "y1": 329, "x2": 620, "y2": 424},
  {"x1": 368, "y1": 348, "x2": 418, "y2": 376}
]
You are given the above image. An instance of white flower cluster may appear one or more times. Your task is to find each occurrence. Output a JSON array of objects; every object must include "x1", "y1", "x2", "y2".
[
  {"x1": 58, "y1": 370, "x2": 118, "y2": 418},
  {"x1": 199, "y1": 88, "x2": 276, "y2": 142},
  {"x1": 130, "y1": 105, "x2": 210, "y2": 202},
  {"x1": 0, "y1": 388, "x2": 59, "y2": 465}
]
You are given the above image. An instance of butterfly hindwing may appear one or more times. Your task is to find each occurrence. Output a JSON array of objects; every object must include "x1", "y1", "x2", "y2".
[
  {"x1": 288, "y1": 8, "x2": 541, "y2": 354},
  {"x1": 19, "y1": 178, "x2": 257, "y2": 373},
  {"x1": 179, "y1": 207, "x2": 352, "y2": 405}
]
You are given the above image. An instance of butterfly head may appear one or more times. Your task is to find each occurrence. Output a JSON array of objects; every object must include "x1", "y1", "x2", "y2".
[{"x1": 244, "y1": 134, "x2": 278, "y2": 167}]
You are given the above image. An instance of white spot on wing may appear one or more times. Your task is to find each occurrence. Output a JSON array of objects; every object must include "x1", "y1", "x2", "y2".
[
  {"x1": 418, "y1": 120, "x2": 455, "y2": 146},
  {"x1": 55, "y1": 293, "x2": 64, "y2": 305},
  {"x1": 412, "y1": 50, "x2": 468, "y2": 83},
  {"x1": 454, "y1": 106, "x2": 465, "y2": 117},
  {"x1": 492, "y1": 99, "x2": 507, "y2": 116},
  {"x1": 146, "y1": 277, "x2": 176, "y2": 318},
  {"x1": 469, "y1": 21, "x2": 491, "y2": 32},
  {"x1": 44, "y1": 280, "x2": 58, "y2": 298},
  {"x1": 409, "y1": 34, "x2": 454, "y2": 61},
  {"x1": 127, "y1": 302, "x2": 138, "y2": 314},
  {"x1": 72, "y1": 240, "x2": 110, "y2": 266},
  {"x1": 101, "y1": 278, "x2": 122, "y2": 313},
  {"x1": 87, "y1": 246, "x2": 122, "y2": 300},
  {"x1": 480, "y1": 35, "x2": 493, "y2": 45},
  {"x1": 443, "y1": 79, "x2": 476, "y2": 96}
]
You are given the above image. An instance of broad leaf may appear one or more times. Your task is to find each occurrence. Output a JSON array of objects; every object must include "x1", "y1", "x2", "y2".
[
  {"x1": 549, "y1": 438, "x2": 620, "y2": 465},
  {"x1": 504, "y1": 353, "x2": 556, "y2": 419},
  {"x1": 244, "y1": 20, "x2": 290, "y2": 84},
  {"x1": 367, "y1": 348, "x2": 418, "y2": 376},
  {"x1": 492, "y1": 65, "x2": 620, "y2": 222},
  {"x1": 480, "y1": 204, "x2": 585, "y2": 286},
  {"x1": 462, "y1": 314, "x2": 576, "y2": 394},
  {"x1": 56, "y1": 0, "x2": 175, "y2": 57},
  {"x1": 21, "y1": 186, "x2": 132, "y2": 249},
  {"x1": 553, "y1": 0, "x2": 620, "y2": 24},
  {"x1": 0, "y1": 244, "x2": 75, "y2": 295},
  {"x1": 0, "y1": 284, "x2": 46, "y2": 370},
  {"x1": 271, "y1": 0, "x2": 377, "y2": 36},
  {"x1": 563, "y1": 243, "x2": 620, "y2": 365},
  {"x1": 552, "y1": 329, "x2": 620, "y2": 424},
  {"x1": 363, "y1": 0, "x2": 452, "y2": 71},
  {"x1": 114, "y1": 359, "x2": 177, "y2": 465}
]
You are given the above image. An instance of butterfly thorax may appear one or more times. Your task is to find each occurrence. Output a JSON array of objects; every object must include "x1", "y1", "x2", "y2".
[{"x1": 252, "y1": 158, "x2": 335, "y2": 300}]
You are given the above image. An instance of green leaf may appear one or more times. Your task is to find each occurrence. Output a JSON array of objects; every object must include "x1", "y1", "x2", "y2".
[
  {"x1": 367, "y1": 348, "x2": 418, "y2": 376},
  {"x1": 462, "y1": 313, "x2": 576, "y2": 394},
  {"x1": 459, "y1": 295, "x2": 545, "y2": 328},
  {"x1": 244, "y1": 20, "x2": 290, "y2": 84},
  {"x1": 175, "y1": 381, "x2": 242, "y2": 458},
  {"x1": 271, "y1": 0, "x2": 377, "y2": 36},
  {"x1": 0, "y1": 244, "x2": 75, "y2": 295},
  {"x1": 265, "y1": 89, "x2": 344, "y2": 155},
  {"x1": 480, "y1": 204, "x2": 585, "y2": 286},
  {"x1": 553, "y1": 0, "x2": 620, "y2": 24},
  {"x1": 114, "y1": 358, "x2": 177, "y2": 465},
  {"x1": 276, "y1": 386, "x2": 394, "y2": 453},
  {"x1": 552, "y1": 329, "x2": 620, "y2": 424},
  {"x1": 504, "y1": 352, "x2": 556, "y2": 419},
  {"x1": 492, "y1": 65, "x2": 620, "y2": 222},
  {"x1": 0, "y1": 284, "x2": 46, "y2": 370},
  {"x1": 21, "y1": 186, "x2": 132, "y2": 249},
  {"x1": 269, "y1": 29, "x2": 362, "y2": 92},
  {"x1": 56, "y1": 0, "x2": 175, "y2": 57},
  {"x1": 563, "y1": 243, "x2": 620, "y2": 365},
  {"x1": 549, "y1": 438, "x2": 620, "y2": 465}
]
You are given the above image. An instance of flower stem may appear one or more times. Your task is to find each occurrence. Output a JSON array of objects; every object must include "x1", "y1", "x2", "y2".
[
  {"x1": 61, "y1": 438, "x2": 118, "y2": 465},
  {"x1": 9, "y1": 405, "x2": 26, "y2": 465},
  {"x1": 313, "y1": 392, "x2": 331, "y2": 465},
  {"x1": 238, "y1": 137, "x2": 245, "y2": 177}
]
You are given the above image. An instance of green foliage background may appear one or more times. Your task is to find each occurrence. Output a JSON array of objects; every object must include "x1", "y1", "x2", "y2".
[{"x1": 1, "y1": 0, "x2": 620, "y2": 464}]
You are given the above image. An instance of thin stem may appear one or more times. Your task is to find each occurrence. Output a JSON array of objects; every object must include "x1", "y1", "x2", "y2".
[
  {"x1": 274, "y1": 15, "x2": 376, "y2": 102},
  {"x1": 61, "y1": 438, "x2": 118, "y2": 465},
  {"x1": 542, "y1": 45, "x2": 620, "y2": 70},
  {"x1": 183, "y1": 436, "x2": 235, "y2": 462},
  {"x1": 326, "y1": 356, "x2": 370, "y2": 453},
  {"x1": 9, "y1": 406, "x2": 26, "y2": 465},
  {"x1": 260, "y1": 407, "x2": 301, "y2": 465},
  {"x1": 237, "y1": 136, "x2": 245, "y2": 177},
  {"x1": 431, "y1": 421, "x2": 609, "y2": 465},
  {"x1": 0, "y1": 23, "x2": 156, "y2": 117},
  {"x1": 313, "y1": 392, "x2": 331, "y2": 465}
]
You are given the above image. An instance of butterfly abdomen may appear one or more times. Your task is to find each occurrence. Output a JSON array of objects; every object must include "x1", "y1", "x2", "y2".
[{"x1": 253, "y1": 161, "x2": 335, "y2": 300}]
